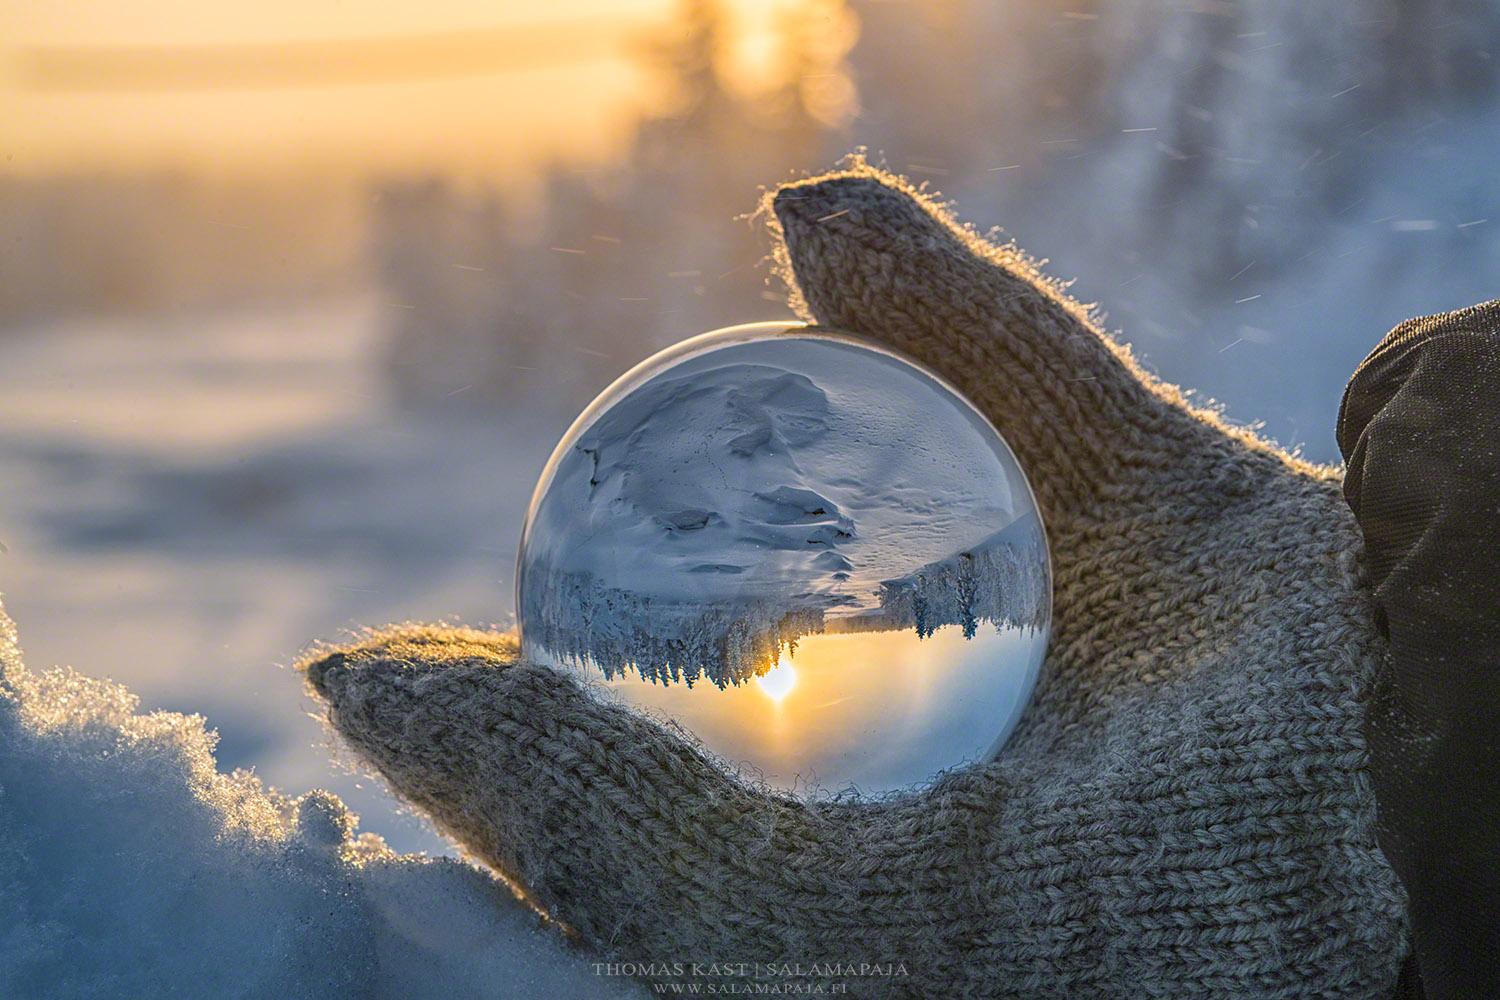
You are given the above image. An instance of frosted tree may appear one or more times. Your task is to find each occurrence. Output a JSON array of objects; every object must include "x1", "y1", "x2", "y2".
[
  {"x1": 877, "y1": 513, "x2": 1050, "y2": 640},
  {"x1": 520, "y1": 562, "x2": 834, "y2": 688}
]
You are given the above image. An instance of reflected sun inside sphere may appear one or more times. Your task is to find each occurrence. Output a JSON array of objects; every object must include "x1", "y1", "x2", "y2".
[{"x1": 756, "y1": 659, "x2": 798, "y2": 702}]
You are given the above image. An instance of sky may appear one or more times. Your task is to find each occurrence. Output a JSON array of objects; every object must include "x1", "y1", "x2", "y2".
[{"x1": 0, "y1": 0, "x2": 812, "y2": 178}]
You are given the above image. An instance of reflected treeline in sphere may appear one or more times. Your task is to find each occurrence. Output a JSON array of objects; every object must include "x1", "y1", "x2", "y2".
[{"x1": 516, "y1": 323, "x2": 1050, "y2": 795}]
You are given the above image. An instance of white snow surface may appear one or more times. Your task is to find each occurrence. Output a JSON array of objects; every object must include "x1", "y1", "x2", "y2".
[
  {"x1": 0, "y1": 595, "x2": 642, "y2": 1000},
  {"x1": 528, "y1": 337, "x2": 1028, "y2": 613}
]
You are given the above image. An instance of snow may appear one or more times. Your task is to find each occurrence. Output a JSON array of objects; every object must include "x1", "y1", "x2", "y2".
[{"x1": 0, "y1": 594, "x2": 642, "y2": 999}]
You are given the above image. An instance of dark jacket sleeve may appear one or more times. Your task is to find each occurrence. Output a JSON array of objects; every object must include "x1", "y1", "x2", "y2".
[{"x1": 1337, "y1": 301, "x2": 1500, "y2": 999}]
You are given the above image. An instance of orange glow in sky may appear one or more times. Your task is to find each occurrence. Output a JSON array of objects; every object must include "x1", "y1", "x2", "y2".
[{"x1": 0, "y1": 0, "x2": 837, "y2": 177}]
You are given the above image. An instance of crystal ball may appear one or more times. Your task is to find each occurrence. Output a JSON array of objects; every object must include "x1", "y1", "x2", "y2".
[{"x1": 516, "y1": 323, "x2": 1050, "y2": 795}]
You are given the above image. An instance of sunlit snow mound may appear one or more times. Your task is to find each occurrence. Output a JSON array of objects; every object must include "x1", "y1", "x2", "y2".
[{"x1": 0, "y1": 596, "x2": 637, "y2": 999}]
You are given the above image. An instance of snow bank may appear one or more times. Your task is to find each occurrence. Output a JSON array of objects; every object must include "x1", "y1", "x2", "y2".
[{"x1": 0, "y1": 596, "x2": 640, "y2": 999}]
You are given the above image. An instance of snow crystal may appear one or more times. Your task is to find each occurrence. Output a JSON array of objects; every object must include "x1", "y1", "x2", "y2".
[{"x1": 0, "y1": 596, "x2": 641, "y2": 1000}]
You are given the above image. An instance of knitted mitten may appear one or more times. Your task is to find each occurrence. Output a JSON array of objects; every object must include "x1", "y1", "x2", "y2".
[{"x1": 302, "y1": 162, "x2": 1410, "y2": 998}]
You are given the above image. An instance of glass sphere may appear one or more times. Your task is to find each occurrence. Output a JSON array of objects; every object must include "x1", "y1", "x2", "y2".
[{"x1": 516, "y1": 323, "x2": 1050, "y2": 795}]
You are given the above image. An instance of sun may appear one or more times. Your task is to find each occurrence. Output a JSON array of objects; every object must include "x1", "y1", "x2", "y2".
[{"x1": 755, "y1": 660, "x2": 798, "y2": 702}]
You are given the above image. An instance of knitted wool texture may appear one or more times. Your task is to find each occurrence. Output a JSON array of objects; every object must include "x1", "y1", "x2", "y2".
[{"x1": 302, "y1": 162, "x2": 1411, "y2": 998}]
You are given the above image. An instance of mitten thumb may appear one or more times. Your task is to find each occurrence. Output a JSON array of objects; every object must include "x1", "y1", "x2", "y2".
[
  {"x1": 301, "y1": 626, "x2": 916, "y2": 970},
  {"x1": 768, "y1": 160, "x2": 1286, "y2": 520}
]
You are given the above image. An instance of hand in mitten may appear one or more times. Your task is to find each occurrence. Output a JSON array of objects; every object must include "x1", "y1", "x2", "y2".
[{"x1": 301, "y1": 163, "x2": 1410, "y2": 999}]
